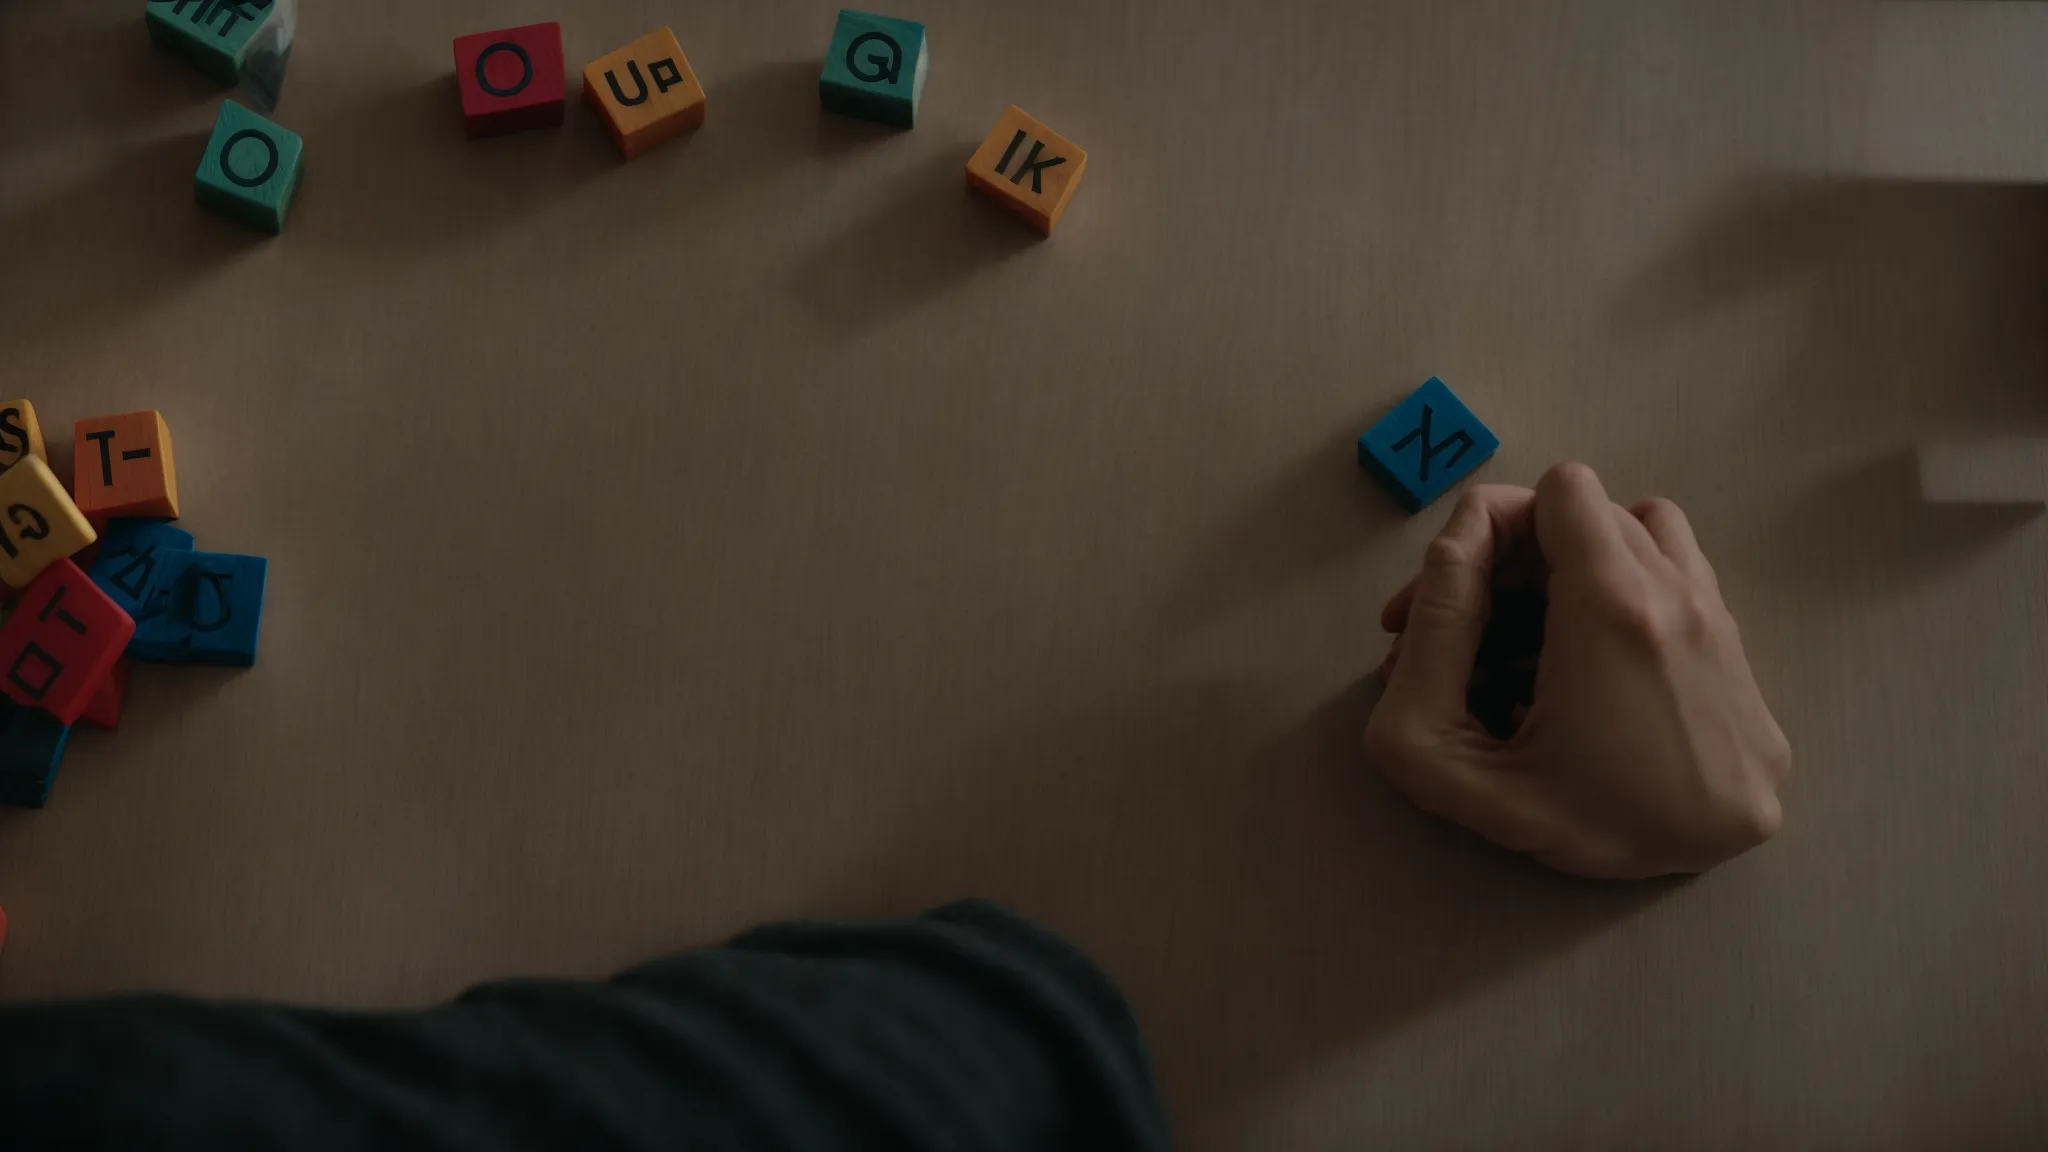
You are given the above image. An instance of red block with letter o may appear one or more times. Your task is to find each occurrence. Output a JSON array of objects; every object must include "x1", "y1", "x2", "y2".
[{"x1": 454, "y1": 22, "x2": 567, "y2": 138}]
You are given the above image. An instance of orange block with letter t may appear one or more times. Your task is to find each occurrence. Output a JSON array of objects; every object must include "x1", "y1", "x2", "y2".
[{"x1": 73, "y1": 411, "x2": 179, "y2": 522}]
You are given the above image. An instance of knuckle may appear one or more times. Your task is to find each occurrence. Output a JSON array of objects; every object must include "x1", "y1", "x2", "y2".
[
  {"x1": 1762, "y1": 731, "x2": 1794, "y2": 782},
  {"x1": 1362, "y1": 719, "x2": 1426, "y2": 775},
  {"x1": 1608, "y1": 592, "x2": 1666, "y2": 647},
  {"x1": 1637, "y1": 496, "x2": 1685, "y2": 523},
  {"x1": 1423, "y1": 533, "x2": 1476, "y2": 574},
  {"x1": 1547, "y1": 461, "x2": 1599, "y2": 489},
  {"x1": 1737, "y1": 791, "x2": 1784, "y2": 846}
]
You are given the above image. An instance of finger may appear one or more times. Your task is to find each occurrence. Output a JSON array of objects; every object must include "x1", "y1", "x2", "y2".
[
  {"x1": 1379, "y1": 486, "x2": 1536, "y2": 722},
  {"x1": 1380, "y1": 578, "x2": 1417, "y2": 633},
  {"x1": 1380, "y1": 485, "x2": 1536, "y2": 634},
  {"x1": 1534, "y1": 463, "x2": 1635, "y2": 574},
  {"x1": 1630, "y1": 498, "x2": 1718, "y2": 586},
  {"x1": 1373, "y1": 633, "x2": 1403, "y2": 679}
]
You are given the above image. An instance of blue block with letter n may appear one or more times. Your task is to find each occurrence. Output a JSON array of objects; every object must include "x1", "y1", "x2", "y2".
[{"x1": 1357, "y1": 377, "x2": 1499, "y2": 514}]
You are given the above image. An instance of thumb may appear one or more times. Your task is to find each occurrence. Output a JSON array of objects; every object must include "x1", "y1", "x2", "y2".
[{"x1": 1377, "y1": 486, "x2": 1533, "y2": 728}]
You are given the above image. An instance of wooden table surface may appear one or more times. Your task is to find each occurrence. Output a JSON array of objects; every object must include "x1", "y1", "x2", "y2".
[{"x1": 4, "y1": 1, "x2": 2046, "y2": 1147}]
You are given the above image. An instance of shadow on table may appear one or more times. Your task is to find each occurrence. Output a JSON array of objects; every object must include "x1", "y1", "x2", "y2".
[
  {"x1": 824, "y1": 674, "x2": 1666, "y2": 1146},
  {"x1": 791, "y1": 142, "x2": 1039, "y2": 337},
  {"x1": 1153, "y1": 418, "x2": 1412, "y2": 647},
  {"x1": 0, "y1": 130, "x2": 261, "y2": 354},
  {"x1": 1621, "y1": 172, "x2": 2048, "y2": 590}
]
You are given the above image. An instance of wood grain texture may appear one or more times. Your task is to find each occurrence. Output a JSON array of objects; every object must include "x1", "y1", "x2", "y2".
[{"x1": 2, "y1": 1, "x2": 2046, "y2": 1148}]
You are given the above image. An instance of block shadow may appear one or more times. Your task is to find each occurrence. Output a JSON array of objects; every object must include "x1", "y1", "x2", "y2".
[
  {"x1": 822, "y1": 675, "x2": 1665, "y2": 1146},
  {"x1": 0, "y1": 7, "x2": 222, "y2": 147},
  {"x1": 1153, "y1": 417, "x2": 1412, "y2": 647},
  {"x1": 0, "y1": 131, "x2": 263, "y2": 354},
  {"x1": 1758, "y1": 447, "x2": 2039, "y2": 597},
  {"x1": 289, "y1": 76, "x2": 615, "y2": 255},
  {"x1": 792, "y1": 148, "x2": 1040, "y2": 336}
]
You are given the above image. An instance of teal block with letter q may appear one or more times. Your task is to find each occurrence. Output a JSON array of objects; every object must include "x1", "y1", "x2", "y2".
[{"x1": 819, "y1": 9, "x2": 927, "y2": 129}]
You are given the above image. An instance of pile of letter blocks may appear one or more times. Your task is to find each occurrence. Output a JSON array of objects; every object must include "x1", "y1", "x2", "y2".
[{"x1": 0, "y1": 403, "x2": 267, "y2": 809}]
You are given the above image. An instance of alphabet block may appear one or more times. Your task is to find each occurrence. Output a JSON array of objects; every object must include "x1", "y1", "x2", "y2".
[
  {"x1": 80, "y1": 658, "x2": 130, "y2": 730},
  {"x1": 966, "y1": 106, "x2": 1088, "y2": 235},
  {"x1": 820, "y1": 10, "x2": 928, "y2": 129},
  {"x1": 0, "y1": 400, "x2": 46, "y2": 471},
  {"x1": 73, "y1": 411, "x2": 180, "y2": 522},
  {"x1": 0, "y1": 559, "x2": 136, "y2": 725},
  {"x1": 131, "y1": 551, "x2": 267, "y2": 667},
  {"x1": 1356, "y1": 377, "x2": 1500, "y2": 514},
  {"x1": 145, "y1": 0, "x2": 282, "y2": 86},
  {"x1": 0, "y1": 456, "x2": 96, "y2": 590},
  {"x1": 582, "y1": 27, "x2": 706, "y2": 160},
  {"x1": 0, "y1": 700, "x2": 70, "y2": 809},
  {"x1": 90, "y1": 518, "x2": 196, "y2": 618},
  {"x1": 194, "y1": 100, "x2": 304, "y2": 234},
  {"x1": 454, "y1": 22, "x2": 567, "y2": 139}
]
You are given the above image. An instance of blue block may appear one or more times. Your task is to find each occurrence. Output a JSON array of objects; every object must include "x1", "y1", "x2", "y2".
[
  {"x1": 90, "y1": 518, "x2": 197, "y2": 619},
  {"x1": 819, "y1": 9, "x2": 927, "y2": 128},
  {"x1": 0, "y1": 700, "x2": 71, "y2": 809},
  {"x1": 132, "y1": 551, "x2": 267, "y2": 667},
  {"x1": 1356, "y1": 377, "x2": 1499, "y2": 514}
]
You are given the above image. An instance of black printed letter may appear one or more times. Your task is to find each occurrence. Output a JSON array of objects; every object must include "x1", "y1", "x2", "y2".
[
  {"x1": 1389, "y1": 405, "x2": 1476, "y2": 483},
  {"x1": 475, "y1": 42, "x2": 533, "y2": 98},
  {"x1": 605, "y1": 61, "x2": 649, "y2": 106},
  {"x1": 84, "y1": 430, "x2": 116, "y2": 486},
  {"x1": 846, "y1": 31, "x2": 903, "y2": 85}
]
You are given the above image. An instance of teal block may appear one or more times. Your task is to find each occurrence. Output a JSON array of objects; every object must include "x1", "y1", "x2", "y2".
[
  {"x1": 819, "y1": 10, "x2": 927, "y2": 129},
  {"x1": 194, "y1": 100, "x2": 303, "y2": 234},
  {"x1": 1357, "y1": 377, "x2": 1500, "y2": 514},
  {"x1": 132, "y1": 551, "x2": 267, "y2": 667},
  {"x1": 145, "y1": 1, "x2": 278, "y2": 86},
  {"x1": 0, "y1": 700, "x2": 71, "y2": 810}
]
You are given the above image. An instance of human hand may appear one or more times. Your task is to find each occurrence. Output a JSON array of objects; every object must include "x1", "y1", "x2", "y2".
[{"x1": 1363, "y1": 464, "x2": 1790, "y2": 879}]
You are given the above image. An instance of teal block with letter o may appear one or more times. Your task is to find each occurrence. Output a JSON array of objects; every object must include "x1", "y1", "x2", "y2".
[
  {"x1": 194, "y1": 99, "x2": 303, "y2": 234},
  {"x1": 819, "y1": 9, "x2": 927, "y2": 129}
]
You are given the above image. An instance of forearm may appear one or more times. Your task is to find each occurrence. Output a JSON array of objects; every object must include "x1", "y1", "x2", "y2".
[{"x1": 0, "y1": 900, "x2": 1170, "y2": 1151}]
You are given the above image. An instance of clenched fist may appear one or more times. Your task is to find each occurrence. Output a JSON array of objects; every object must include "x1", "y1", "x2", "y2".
[{"x1": 1365, "y1": 463, "x2": 1790, "y2": 879}]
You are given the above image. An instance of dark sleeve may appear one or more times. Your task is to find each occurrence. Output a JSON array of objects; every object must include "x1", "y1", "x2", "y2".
[{"x1": 0, "y1": 900, "x2": 1171, "y2": 1152}]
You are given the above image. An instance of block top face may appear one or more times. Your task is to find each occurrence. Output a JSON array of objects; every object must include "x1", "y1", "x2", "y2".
[
  {"x1": 967, "y1": 106, "x2": 1088, "y2": 225},
  {"x1": 583, "y1": 27, "x2": 705, "y2": 128},
  {"x1": 196, "y1": 99, "x2": 303, "y2": 202},
  {"x1": 823, "y1": 10, "x2": 927, "y2": 94},
  {"x1": 1358, "y1": 377, "x2": 1500, "y2": 511},
  {"x1": 454, "y1": 22, "x2": 566, "y2": 117}
]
